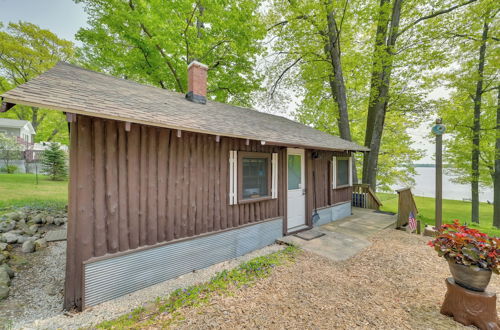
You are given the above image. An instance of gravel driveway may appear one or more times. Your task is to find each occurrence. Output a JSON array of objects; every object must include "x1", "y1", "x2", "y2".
[{"x1": 173, "y1": 229, "x2": 499, "y2": 329}]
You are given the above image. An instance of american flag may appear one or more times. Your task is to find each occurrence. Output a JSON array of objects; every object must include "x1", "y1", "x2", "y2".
[{"x1": 408, "y1": 211, "x2": 417, "y2": 232}]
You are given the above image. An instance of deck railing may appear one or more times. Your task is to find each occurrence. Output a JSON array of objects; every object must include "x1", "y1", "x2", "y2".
[
  {"x1": 352, "y1": 184, "x2": 382, "y2": 210},
  {"x1": 396, "y1": 188, "x2": 418, "y2": 228}
]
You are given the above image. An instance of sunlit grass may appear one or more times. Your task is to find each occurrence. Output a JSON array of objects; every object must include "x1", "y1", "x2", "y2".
[
  {"x1": 378, "y1": 192, "x2": 499, "y2": 237},
  {"x1": 0, "y1": 173, "x2": 67, "y2": 211}
]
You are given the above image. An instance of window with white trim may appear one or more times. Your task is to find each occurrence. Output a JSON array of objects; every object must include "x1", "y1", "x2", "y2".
[
  {"x1": 332, "y1": 156, "x2": 352, "y2": 189},
  {"x1": 229, "y1": 151, "x2": 278, "y2": 204}
]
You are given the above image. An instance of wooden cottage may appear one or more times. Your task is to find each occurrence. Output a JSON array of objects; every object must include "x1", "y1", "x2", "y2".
[{"x1": 1, "y1": 62, "x2": 368, "y2": 310}]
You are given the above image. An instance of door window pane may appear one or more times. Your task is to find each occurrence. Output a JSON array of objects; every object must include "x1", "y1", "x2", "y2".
[
  {"x1": 288, "y1": 155, "x2": 301, "y2": 190},
  {"x1": 337, "y1": 159, "x2": 349, "y2": 186},
  {"x1": 242, "y1": 157, "x2": 268, "y2": 198}
]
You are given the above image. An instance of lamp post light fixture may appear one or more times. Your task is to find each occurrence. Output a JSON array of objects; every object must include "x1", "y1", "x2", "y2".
[{"x1": 432, "y1": 118, "x2": 446, "y2": 228}]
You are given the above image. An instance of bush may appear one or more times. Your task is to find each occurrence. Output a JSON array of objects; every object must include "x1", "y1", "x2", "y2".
[
  {"x1": 41, "y1": 143, "x2": 68, "y2": 181},
  {"x1": 428, "y1": 220, "x2": 499, "y2": 273},
  {"x1": 0, "y1": 165, "x2": 18, "y2": 174}
]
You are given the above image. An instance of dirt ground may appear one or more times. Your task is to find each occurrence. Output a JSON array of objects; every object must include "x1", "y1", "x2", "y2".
[{"x1": 172, "y1": 229, "x2": 499, "y2": 329}]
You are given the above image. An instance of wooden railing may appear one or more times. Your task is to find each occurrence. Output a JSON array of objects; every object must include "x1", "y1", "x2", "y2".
[
  {"x1": 396, "y1": 188, "x2": 418, "y2": 228},
  {"x1": 352, "y1": 184, "x2": 382, "y2": 210}
]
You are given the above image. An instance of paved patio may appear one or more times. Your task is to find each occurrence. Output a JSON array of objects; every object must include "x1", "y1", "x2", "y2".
[{"x1": 278, "y1": 207, "x2": 397, "y2": 261}]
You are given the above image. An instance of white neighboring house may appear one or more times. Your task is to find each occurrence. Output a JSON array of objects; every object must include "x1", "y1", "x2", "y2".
[
  {"x1": 0, "y1": 118, "x2": 35, "y2": 147},
  {"x1": 33, "y1": 142, "x2": 69, "y2": 153}
]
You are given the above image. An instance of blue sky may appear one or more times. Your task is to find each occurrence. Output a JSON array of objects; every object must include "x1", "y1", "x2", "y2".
[{"x1": 0, "y1": 0, "x2": 87, "y2": 43}]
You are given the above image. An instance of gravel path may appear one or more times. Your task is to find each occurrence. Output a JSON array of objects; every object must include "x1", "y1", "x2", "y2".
[
  {"x1": 0, "y1": 241, "x2": 66, "y2": 329},
  {"x1": 173, "y1": 229, "x2": 499, "y2": 329},
  {"x1": 15, "y1": 244, "x2": 284, "y2": 329}
]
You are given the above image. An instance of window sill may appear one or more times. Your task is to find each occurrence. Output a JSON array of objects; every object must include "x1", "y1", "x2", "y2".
[
  {"x1": 334, "y1": 185, "x2": 352, "y2": 189},
  {"x1": 238, "y1": 196, "x2": 275, "y2": 204}
]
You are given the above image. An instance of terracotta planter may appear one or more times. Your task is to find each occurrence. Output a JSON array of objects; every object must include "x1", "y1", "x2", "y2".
[{"x1": 448, "y1": 260, "x2": 492, "y2": 292}]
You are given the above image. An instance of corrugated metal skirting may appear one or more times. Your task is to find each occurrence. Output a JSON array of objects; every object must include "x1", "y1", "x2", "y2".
[
  {"x1": 314, "y1": 202, "x2": 352, "y2": 227},
  {"x1": 83, "y1": 218, "x2": 283, "y2": 307}
]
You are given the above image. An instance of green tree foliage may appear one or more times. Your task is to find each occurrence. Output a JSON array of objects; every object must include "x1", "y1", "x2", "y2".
[
  {"x1": 0, "y1": 21, "x2": 74, "y2": 144},
  {"x1": 264, "y1": 0, "x2": 426, "y2": 190},
  {"x1": 41, "y1": 143, "x2": 68, "y2": 181},
  {"x1": 75, "y1": 0, "x2": 267, "y2": 107},
  {"x1": 0, "y1": 132, "x2": 22, "y2": 173},
  {"x1": 435, "y1": 0, "x2": 499, "y2": 223}
]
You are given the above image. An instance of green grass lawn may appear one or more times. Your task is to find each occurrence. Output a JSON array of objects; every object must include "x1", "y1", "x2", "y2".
[
  {"x1": 378, "y1": 192, "x2": 500, "y2": 237},
  {"x1": 0, "y1": 173, "x2": 68, "y2": 211}
]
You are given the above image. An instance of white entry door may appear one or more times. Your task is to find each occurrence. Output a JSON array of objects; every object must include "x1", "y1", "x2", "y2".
[{"x1": 287, "y1": 148, "x2": 306, "y2": 230}]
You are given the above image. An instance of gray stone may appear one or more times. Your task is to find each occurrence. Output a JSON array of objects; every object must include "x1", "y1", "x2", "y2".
[
  {"x1": 23, "y1": 224, "x2": 38, "y2": 236},
  {"x1": 0, "y1": 243, "x2": 7, "y2": 251},
  {"x1": 21, "y1": 240, "x2": 35, "y2": 253},
  {"x1": 34, "y1": 238, "x2": 48, "y2": 250},
  {"x1": 0, "y1": 254, "x2": 5, "y2": 264},
  {"x1": 32, "y1": 214, "x2": 44, "y2": 224},
  {"x1": 1, "y1": 232, "x2": 18, "y2": 244},
  {"x1": 45, "y1": 229, "x2": 67, "y2": 242},
  {"x1": 54, "y1": 218, "x2": 63, "y2": 226},
  {"x1": 0, "y1": 284, "x2": 8, "y2": 300},
  {"x1": 45, "y1": 216, "x2": 54, "y2": 224},
  {"x1": 8, "y1": 230, "x2": 22, "y2": 235},
  {"x1": 4, "y1": 212, "x2": 23, "y2": 222},
  {"x1": 16, "y1": 236, "x2": 32, "y2": 244},
  {"x1": 0, "y1": 268, "x2": 10, "y2": 286},
  {"x1": 0, "y1": 264, "x2": 14, "y2": 278},
  {"x1": 0, "y1": 220, "x2": 16, "y2": 233}
]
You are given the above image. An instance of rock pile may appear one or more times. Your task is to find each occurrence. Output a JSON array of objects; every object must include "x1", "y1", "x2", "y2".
[{"x1": 0, "y1": 207, "x2": 67, "y2": 300}]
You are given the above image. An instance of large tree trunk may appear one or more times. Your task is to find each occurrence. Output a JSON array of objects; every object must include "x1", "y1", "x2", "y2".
[
  {"x1": 364, "y1": 0, "x2": 390, "y2": 151},
  {"x1": 361, "y1": 0, "x2": 475, "y2": 192},
  {"x1": 362, "y1": 0, "x2": 402, "y2": 191},
  {"x1": 494, "y1": 86, "x2": 500, "y2": 228},
  {"x1": 325, "y1": 7, "x2": 358, "y2": 183},
  {"x1": 471, "y1": 20, "x2": 489, "y2": 224}
]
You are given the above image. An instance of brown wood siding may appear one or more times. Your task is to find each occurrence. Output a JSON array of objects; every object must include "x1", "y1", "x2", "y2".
[
  {"x1": 307, "y1": 150, "x2": 353, "y2": 212},
  {"x1": 65, "y1": 115, "x2": 286, "y2": 310}
]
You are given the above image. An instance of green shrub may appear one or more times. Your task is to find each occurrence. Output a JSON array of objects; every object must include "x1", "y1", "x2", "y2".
[{"x1": 0, "y1": 165, "x2": 18, "y2": 174}]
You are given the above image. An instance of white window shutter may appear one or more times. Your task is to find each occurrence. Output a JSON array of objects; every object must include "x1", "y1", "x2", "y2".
[
  {"x1": 332, "y1": 156, "x2": 337, "y2": 189},
  {"x1": 229, "y1": 150, "x2": 238, "y2": 205},
  {"x1": 271, "y1": 153, "x2": 278, "y2": 198},
  {"x1": 348, "y1": 156, "x2": 353, "y2": 186}
]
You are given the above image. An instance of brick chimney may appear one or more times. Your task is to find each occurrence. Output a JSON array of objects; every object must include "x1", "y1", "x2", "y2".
[{"x1": 186, "y1": 61, "x2": 208, "y2": 104}]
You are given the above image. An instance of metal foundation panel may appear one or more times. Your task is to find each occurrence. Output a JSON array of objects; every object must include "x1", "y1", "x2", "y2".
[
  {"x1": 84, "y1": 218, "x2": 283, "y2": 307},
  {"x1": 314, "y1": 202, "x2": 351, "y2": 227}
]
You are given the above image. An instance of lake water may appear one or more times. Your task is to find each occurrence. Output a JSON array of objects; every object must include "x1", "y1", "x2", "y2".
[{"x1": 389, "y1": 167, "x2": 494, "y2": 203}]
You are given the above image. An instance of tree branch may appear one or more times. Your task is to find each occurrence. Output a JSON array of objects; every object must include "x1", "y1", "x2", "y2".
[
  {"x1": 182, "y1": 3, "x2": 199, "y2": 64},
  {"x1": 199, "y1": 40, "x2": 231, "y2": 62},
  {"x1": 270, "y1": 57, "x2": 302, "y2": 98},
  {"x1": 336, "y1": 0, "x2": 349, "y2": 43},
  {"x1": 128, "y1": 0, "x2": 185, "y2": 93},
  {"x1": 482, "y1": 85, "x2": 500, "y2": 94},
  {"x1": 395, "y1": 0, "x2": 477, "y2": 38}
]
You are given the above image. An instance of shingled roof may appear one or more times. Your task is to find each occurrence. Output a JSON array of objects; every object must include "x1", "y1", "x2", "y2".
[{"x1": 1, "y1": 62, "x2": 368, "y2": 152}]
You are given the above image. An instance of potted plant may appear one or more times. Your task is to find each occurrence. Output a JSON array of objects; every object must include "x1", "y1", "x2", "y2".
[{"x1": 428, "y1": 220, "x2": 499, "y2": 292}]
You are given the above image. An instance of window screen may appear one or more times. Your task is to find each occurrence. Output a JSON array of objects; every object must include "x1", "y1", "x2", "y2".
[
  {"x1": 242, "y1": 157, "x2": 269, "y2": 199},
  {"x1": 337, "y1": 158, "x2": 349, "y2": 186}
]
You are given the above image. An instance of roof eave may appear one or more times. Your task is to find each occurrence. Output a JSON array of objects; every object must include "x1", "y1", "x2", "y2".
[{"x1": 1, "y1": 94, "x2": 369, "y2": 153}]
